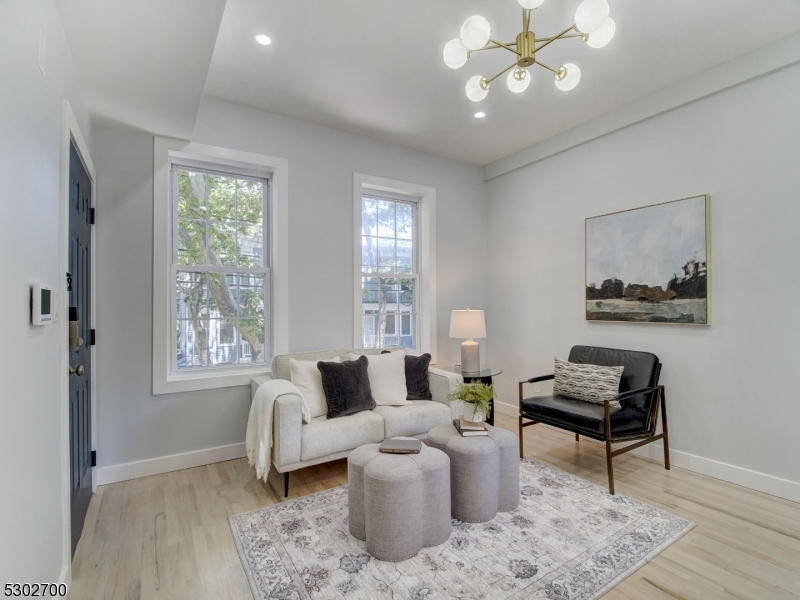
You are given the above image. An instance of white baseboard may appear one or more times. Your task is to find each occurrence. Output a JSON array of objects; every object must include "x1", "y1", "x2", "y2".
[
  {"x1": 632, "y1": 443, "x2": 800, "y2": 504},
  {"x1": 499, "y1": 400, "x2": 800, "y2": 503},
  {"x1": 95, "y1": 442, "x2": 247, "y2": 486}
]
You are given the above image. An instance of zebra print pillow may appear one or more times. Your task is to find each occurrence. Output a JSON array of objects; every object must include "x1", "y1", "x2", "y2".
[{"x1": 553, "y1": 358, "x2": 624, "y2": 408}]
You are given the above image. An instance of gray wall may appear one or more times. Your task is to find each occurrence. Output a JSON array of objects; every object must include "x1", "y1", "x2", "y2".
[
  {"x1": 0, "y1": 0, "x2": 93, "y2": 583},
  {"x1": 94, "y1": 97, "x2": 487, "y2": 467},
  {"x1": 485, "y1": 63, "x2": 800, "y2": 486}
]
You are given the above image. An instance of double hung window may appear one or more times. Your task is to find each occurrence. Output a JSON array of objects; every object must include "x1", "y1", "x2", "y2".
[
  {"x1": 359, "y1": 194, "x2": 418, "y2": 350},
  {"x1": 172, "y1": 163, "x2": 270, "y2": 370}
]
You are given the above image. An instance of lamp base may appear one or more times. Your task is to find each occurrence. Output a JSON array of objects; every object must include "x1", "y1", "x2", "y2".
[{"x1": 460, "y1": 340, "x2": 480, "y2": 375}]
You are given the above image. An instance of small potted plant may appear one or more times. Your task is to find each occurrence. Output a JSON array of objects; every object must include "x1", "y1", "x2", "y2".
[{"x1": 449, "y1": 381, "x2": 494, "y2": 423}]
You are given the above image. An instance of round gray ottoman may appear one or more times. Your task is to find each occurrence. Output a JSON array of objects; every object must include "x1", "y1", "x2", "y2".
[
  {"x1": 348, "y1": 440, "x2": 451, "y2": 562},
  {"x1": 427, "y1": 423, "x2": 520, "y2": 523}
]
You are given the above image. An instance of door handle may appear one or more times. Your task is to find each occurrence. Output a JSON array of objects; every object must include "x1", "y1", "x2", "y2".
[{"x1": 69, "y1": 365, "x2": 84, "y2": 377}]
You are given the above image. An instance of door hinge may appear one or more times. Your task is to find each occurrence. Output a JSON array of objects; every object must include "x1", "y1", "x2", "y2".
[
  {"x1": 90, "y1": 207, "x2": 95, "y2": 225},
  {"x1": 91, "y1": 450, "x2": 97, "y2": 467},
  {"x1": 90, "y1": 329, "x2": 96, "y2": 346}
]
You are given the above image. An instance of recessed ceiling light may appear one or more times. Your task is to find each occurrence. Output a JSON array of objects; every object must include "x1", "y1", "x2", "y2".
[
  {"x1": 255, "y1": 34, "x2": 271, "y2": 45},
  {"x1": 474, "y1": 112, "x2": 486, "y2": 118}
]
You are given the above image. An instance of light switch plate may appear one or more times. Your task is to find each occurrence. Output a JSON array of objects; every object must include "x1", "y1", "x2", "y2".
[{"x1": 533, "y1": 383, "x2": 541, "y2": 393}]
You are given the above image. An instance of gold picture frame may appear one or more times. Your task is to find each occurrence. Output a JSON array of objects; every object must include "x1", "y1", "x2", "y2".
[{"x1": 585, "y1": 195, "x2": 710, "y2": 325}]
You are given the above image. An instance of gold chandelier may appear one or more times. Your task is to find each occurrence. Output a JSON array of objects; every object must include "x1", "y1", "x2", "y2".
[{"x1": 443, "y1": 0, "x2": 616, "y2": 101}]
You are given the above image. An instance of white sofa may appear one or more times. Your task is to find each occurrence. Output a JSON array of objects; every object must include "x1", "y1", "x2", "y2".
[{"x1": 250, "y1": 347, "x2": 464, "y2": 496}]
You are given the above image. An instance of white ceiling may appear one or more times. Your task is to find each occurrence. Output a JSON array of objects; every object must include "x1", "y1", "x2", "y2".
[
  {"x1": 56, "y1": 0, "x2": 226, "y2": 140},
  {"x1": 59, "y1": 0, "x2": 800, "y2": 165}
]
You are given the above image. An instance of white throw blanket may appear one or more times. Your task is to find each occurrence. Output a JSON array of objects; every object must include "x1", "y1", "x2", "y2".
[{"x1": 246, "y1": 379, "x2": 310, "y2": 482}]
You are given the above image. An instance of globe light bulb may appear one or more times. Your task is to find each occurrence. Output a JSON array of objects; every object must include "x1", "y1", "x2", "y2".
[
  {"x1": 460, "y1": 15, "x2": 491, "y2": 51},
  {"x1": 518, "y1": 0, "x2": 545, "y2": 8},
  {"x1": 465, "y1": 75, "x2": 489, "y2": 101},
  {"x1": 555, "y1": 63, "x2": 581, "y2": 91},
  {"x1": 586, "y1": 17, "x2": 615, "y2": 48},
  {"x1": 507, "y1": 67, "x2": 530, "y2": 93},
  {"x1": 255, "y1": 34, "x2": 271, "y2": 45},
  {"x1": 443, "y1": 39, "x2": 468, "y2": 68},
  {"x1": 574, "y1": 0, "x2": 609, "y2": 34}
]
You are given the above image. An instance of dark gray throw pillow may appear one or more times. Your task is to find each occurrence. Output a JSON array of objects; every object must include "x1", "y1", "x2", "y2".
[
  {"x1": 405, "y1": 353, "x2": 432, "y2": 400},
  {"x1": 318, "y1": 355, "x2": 376, "y2": 419},
  {"x1": 381, "y1": 350, "x2": 433, "y2": 400}
]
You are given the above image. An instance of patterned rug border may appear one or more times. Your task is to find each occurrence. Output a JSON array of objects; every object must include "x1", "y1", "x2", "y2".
[{"x1": 230, "y1": 457, "x2": 695, "y2": 599}]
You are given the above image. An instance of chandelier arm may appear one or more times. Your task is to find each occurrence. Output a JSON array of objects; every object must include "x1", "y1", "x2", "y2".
[
  {"x1": 488, "y1": 38, "x2": 521, "y2": 56},
  {"x1": 536, "y1": 33, "x2": 584, "y2": 43},
  {"x1": 523, "y1": 9, "x2": 531, "y2": 35},
  {"x1": 471, "y1": 42, "x2": 515, "y2": 53},
  {"x1": 533, "y1": 59, "x2": 560, "y2": 75},
  {"x1": 534, "y1": 25, "x2": 576, "y2": 53},
  {"x1": 485, "y1": 61, "x2": 519, "y2": 85}
]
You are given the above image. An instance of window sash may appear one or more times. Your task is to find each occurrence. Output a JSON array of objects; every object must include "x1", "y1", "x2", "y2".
[
  {"x1": 170, "y1": 162, "x2": 272, "y2": 374},
  {"x1": 360, "y1": 195, "x2": 418, "y2": 277}
]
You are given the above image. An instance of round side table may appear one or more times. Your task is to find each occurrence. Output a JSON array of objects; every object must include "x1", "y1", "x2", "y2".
[{"x1": 444, "y1": 366, "x2": 503, "y2": 425}]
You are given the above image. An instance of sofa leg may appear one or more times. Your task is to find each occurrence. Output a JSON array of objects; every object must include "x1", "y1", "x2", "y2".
[
  {"x1": 605, "y1": 441, "x2": 615, "y2": 495},
  {"x1": 518, "y1": 415, "x2": 524, "y2": 459},
  {"x1": 284, "y1": 472, "x2": 290, "y2": 498},
  {"x1": 575, "y1": 433, "x2": 579, "y2": 442}
]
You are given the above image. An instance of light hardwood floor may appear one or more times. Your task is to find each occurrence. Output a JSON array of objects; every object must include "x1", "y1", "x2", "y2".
[{"x1": 69, "y1": 414, "x2": 800, "y2": 599}]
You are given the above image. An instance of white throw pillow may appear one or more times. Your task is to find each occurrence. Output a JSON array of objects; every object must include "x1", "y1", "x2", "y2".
[
  {"x1": 348, "y1": 350, "x2": 409, "y2": 406},
  {"x1": 290, "y1": 356, "x2": 341, "y2": 419},
  {"x1": 552, "y1": 357, "x2": 624, "y2": 408}
]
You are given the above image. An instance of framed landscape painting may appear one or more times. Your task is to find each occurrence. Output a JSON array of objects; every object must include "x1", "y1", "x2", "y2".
[{"x1": 585, "y1": 195, "x2": 710, "y2": 324}]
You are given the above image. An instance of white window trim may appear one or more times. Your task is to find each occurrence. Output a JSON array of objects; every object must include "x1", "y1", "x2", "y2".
[
  {"x1": 353, "y1": 173, "x2": 437, "y2": 363},
  {"x1": 153, "y1": 138, "x2": 288, "y2": 394}
]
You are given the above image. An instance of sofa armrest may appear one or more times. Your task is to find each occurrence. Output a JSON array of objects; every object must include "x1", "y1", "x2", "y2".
[
  {"x1": 272, "y1": 393, "x2": 303, "y2": 469},
  {"x1": 251, "y1": 374, "x2": 274, "y2": 402},
  {"x1": 428, "y1": 367, "x2": 465, "y2": 420}
]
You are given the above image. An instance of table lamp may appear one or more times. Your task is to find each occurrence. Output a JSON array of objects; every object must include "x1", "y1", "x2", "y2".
[{"x1": 449, "y1": 308, "x2": 486, "y2": 375}]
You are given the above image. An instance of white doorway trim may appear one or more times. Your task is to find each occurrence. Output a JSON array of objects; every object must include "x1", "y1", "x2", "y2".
[{"x1": 58, "y1": 99, "x2": 97, "y2": 586}]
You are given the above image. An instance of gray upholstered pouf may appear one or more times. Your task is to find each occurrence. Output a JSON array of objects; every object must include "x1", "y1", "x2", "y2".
[
  {"x1": 427, "y1": 424, "x2": 520, "y2": 523},
  {"x1": 348, "y1": 440, "x2": 451, "y2": 562}
]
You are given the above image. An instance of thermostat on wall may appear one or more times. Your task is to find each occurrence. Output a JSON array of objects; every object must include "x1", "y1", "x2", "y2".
[{"x1": 31, "y1": 284, "x2": 55, "y2": 325}]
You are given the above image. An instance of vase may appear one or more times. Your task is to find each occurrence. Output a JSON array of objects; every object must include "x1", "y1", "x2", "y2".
[{"x1": 463, "y1": 404, "x2": 484, "y2": 423}]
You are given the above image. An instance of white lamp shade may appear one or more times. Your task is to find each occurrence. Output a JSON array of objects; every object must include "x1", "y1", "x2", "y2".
[
  {"x1": 518, "y1": 0, "x2": 545, "y2": 8},
  {"x1": 450, "y1": 309, "x2": 487, "y2": 339},
  {"x1": 465, "y1": 75, "x2": 489, "y2": 101},
  {"x1": 507, "y1": 67, "x2": 530, "y2": 93},
  {"x1": 574, "y1": 0, "x2": 609, "y2": 34},
  {"x1": 555, "y1": 63, "x2": 581, "y2": 91},
  {"x1": 443, "y1": 38, "x2": 468, "y2": 68},
  {"x1": 586, "y1": 17, "x2": 615, "y2": 48},
  {"x1": 460, "y1": 15, "x2": 491, "y2": 51}
]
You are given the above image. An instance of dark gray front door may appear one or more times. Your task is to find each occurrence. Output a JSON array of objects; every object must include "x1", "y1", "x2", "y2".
[{"x1": 68, "y1": 141, "x2": 93, "y2": 557}]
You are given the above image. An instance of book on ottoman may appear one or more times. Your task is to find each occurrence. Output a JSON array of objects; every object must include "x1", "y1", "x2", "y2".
[
  {"x1": 379, "y1": 438, "x2": 423, "y2": 454},
  {"x1": 454, "y1": 418, "x2": 489, "y2": 437}
]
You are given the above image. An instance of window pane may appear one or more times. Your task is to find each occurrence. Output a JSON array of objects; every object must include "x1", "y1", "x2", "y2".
[
  {"x1": 396, "y1": 203, "x2": 413, "y2": 240},
  {"x1": 362, "y1": 197, "x2": 377, "y2": 237},
  {"x1": 177, "y1": 170, "x2": 207, "y2": 220},
  {"x1": 208, "y1": 220, "x2": 237, "y2": 266},
  {"x1": 397, "y1": 240, "x2": 413, "y2": 274},
  {"x1": 177, "y1": 220, "x2": 206, "y2": 266},
  {"x1": 385, "y1": 314, "x2": 396, "y2": 336},
  {"x1": 207, "y1": 272, "x2": 236, "y2": 318},
  {"x1": 237, "y1": 180, "x2": 263, "y2": 224},
  {"x1": 377, "y1": 200, "x2": 395, "y2": 238},
  {"x1": 377, "y1": 238, "x2": 395, "y2": 273},
  {"x1": 401, "y1": 313, "x2": 411, "y2": 336},
  {"x1": 238, "y1": 222, "x2": 263, "y2": 268},
  {"x1": 238, "y1": 318, "x2": 265, "y2": 363},
  {"x1": 362, "y1": 236, "x2": 378, "y2": 272},
  {"x1": 238, "y1": 274, "x2": 265, "y2": 319},
  {"x1": 207, "y1": 175, "x2": 236, "y2": 222},
  {"x1": 176, "y1": 272, "x2": 208, "y2": 319},
  {"x1": 177, "y1": 318, "x2": 208, "y2": 367},
  {"x1": 208, "y1": 318, "x2": 238, "y2": 365}
]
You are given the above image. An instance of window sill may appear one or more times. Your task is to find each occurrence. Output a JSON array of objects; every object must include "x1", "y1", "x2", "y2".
[{"x1": 153, "y1": 365, "x2": 272, "y2": 395}]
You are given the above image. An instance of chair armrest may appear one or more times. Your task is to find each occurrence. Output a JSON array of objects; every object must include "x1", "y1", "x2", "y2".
[
  {"x1": 272, "y1": 392, "x2": 303, "y2": 468},
  {"x1": 520, "y1": 374, "x2": 555, "y2": 385},
  {"x1": 614, "y1": 386, "x2": 659, "y2": 402}
]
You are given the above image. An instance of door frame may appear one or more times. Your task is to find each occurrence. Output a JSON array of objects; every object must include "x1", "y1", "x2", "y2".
[{"x1": 58, "y1": 100, "x2": 97, "y2": 586}]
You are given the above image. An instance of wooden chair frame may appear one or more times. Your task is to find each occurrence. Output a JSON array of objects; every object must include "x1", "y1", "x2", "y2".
[{"x1": 518, "y1": 376, "x2": 670, "y2": 494}]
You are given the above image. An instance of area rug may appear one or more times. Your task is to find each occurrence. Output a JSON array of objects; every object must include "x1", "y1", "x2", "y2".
[{"x1": 230, "y1": 458, "x2": 693, "y2": 599}]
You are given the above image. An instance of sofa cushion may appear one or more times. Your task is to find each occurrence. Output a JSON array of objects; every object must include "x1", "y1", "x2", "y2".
[
  {"x1": 520, "y1": 395, "x2": 648, "y2": 439},
  {"x1": 373, "y1": 400, "x2": 451, "y2": 439},
  {"x1": 405, "y1": 353, "x2": 433, "y2": 400},
  {"x1": 290, "y1": 356, "x2": 341, "y2": 419},
  {"x1": 300, "y1": 410, "x2": 384, "y2": 461}
]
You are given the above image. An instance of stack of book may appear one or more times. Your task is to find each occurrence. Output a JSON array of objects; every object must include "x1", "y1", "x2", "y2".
[{"x1": 453, "y1": 416, "x2": 488, "y2": 437}]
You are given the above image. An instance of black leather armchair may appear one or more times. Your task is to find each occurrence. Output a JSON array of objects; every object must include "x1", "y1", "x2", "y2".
[{"x1": 518, "y1": 345, "x2": 670, "y2": 494}]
